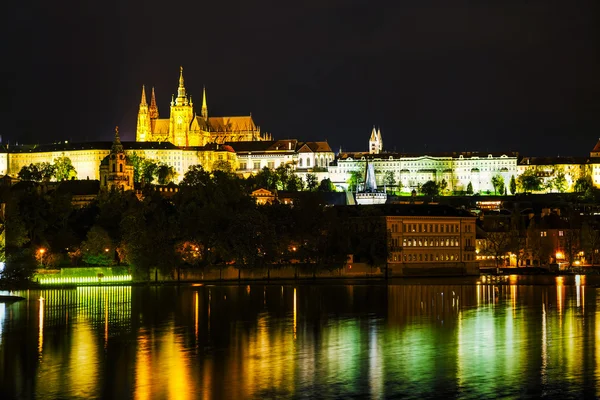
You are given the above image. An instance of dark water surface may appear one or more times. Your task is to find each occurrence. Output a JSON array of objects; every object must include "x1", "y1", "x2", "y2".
[{"x1": 1, "y1": 275, "x2": 599, "y2": 399}]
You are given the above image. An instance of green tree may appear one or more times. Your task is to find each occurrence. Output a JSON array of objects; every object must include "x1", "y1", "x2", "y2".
[
  {"x1": 509, "y1": 175, "x2": 517, "y2": 195},
  {"x1": 348, "y1": 170, "x2": 364, "y2": 192},
  {"x1": 53, "y1": 156, "x2": 77, "y2": 181},
  {"x1": 420, "y1": 180, "x2": 439, "y2": 197},
  {"x1": 156, "y1": 164, "x2": 177, "y2": 185},
  {"x1": 383, "y1": 171, "x2": 396, "y2": 194},
  {"x1": 439, "y1": 179, "x2": 448, "y2": 195},
  {"x1": 142, "y1": 160, "x2": 159, "y2": 184},
  {"x1": 552, "y1": 172, "x2": 568, "y2": 193},
  {"x1": 129, "y1": 152, "x2": 144, "y2": 183},
  {"x1": 317, "y1": 178, "x2": 335, "y2": 192},
  {"x1": 466, "y1": 182, "x2": 473, "y2": 195},
  {"x1": 305, "y1": 173, "x2": 318, "y2": 191},
  {"x1": 81, "y1": 225, "x2": 113, "y2": 266},
  {"x1": 491, "y1": 175, "x2": 504, "y2": 195},
  {"x1": 212, "y1": 160, "x2": 233, "y2": 173},
  {"x1": 574, "y1": 176, "x2": 593, "y2": 194},
  {"x1": 518, "y1": 170, "x2": 542, "y2": 192}
]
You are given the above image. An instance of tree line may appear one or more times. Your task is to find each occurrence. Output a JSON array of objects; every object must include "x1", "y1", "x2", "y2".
[{"x1": 1, "y1": 166, "x2": 382, "y2": 283}]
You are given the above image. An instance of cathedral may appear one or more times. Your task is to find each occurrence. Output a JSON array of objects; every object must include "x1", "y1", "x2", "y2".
[{"x1": 136, "y1": 67, "x2": 271, "y2": 147}]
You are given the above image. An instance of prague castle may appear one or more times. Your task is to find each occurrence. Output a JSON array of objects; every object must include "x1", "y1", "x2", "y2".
[{"x1": 136, "y1": 67, "x2": 270, "y2": 146}]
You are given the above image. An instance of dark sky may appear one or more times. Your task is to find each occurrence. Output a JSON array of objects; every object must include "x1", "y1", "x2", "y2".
[{"x1": 3, "y1": 0, "x2": 599, "y2": 155}]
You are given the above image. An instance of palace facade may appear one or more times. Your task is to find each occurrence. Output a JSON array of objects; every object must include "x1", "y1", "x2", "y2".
[{"x1": 136, "y1": 67, "x2": 271, "y2": 147}]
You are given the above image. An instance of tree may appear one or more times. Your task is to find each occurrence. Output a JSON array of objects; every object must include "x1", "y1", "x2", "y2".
[
  {"x1": 420, "y1": 180, "x2": 439, "y2": 197},
  {"x1": 317, "y1": 178, "x2": 335, "y2": 192},
  {"x1": 482, "y1": 231, "x2": 516, "y2": 268},
  {"x1": 305, "y1": 173, "x2": 318, "y2": 191},
  {"x1": 509, "y1": 175, "x2": 517, "y2": 195},
  {"x1": 156, "y1": 164, "x2": 177, "y2": 185},
  {"x1": 581, "y1": 220, "x2": 600, "y2": 266},
  {"x1": 142, "y1": 160, "x2": 159, "y2": 184},
  {"x1": 17, "y1": 163, "x2": 54, "y2": 182},
  {"x1": 348, "y1": 170, "x2": 364, "y2": 192},
  {"x1": 81, "y1": 225, "x2": 114, "y2": 266},
  {"x1": 552, "y1": 172, "x2": 568, "y2": 193},
  {"x1": 53, "y1": 156, "x2": 77, "y2": 181},
  {"x1": 383, "y1": 171, "x2": 396, "y2": 194},
  {"x1": 491, "y1": 175, "x2": 504, "y2": 195},
  {"x1": 574, "y1": 176, "x2": 593, "y2": 194},
  {"x1": 518, "y1": 169, "x2": 542, "y2": 193},
  {"x1": 212, "y1": 160, "x2": 233, "y2": 173},
  {"x1": 466, "y1": 182, "x2": 473, "y2": 195},
  {"x1": 129, "y1": 152, "x2": 144, "y2": 183},
  {"x1": 439, "y1": 179, "x2": 448, "y2": 195}
]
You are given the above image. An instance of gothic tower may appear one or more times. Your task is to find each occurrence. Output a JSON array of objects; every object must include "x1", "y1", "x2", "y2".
[
  {"x1": 201, "y1": 86, "x2": 208, "y2": 120},
  {"x1": 369, "y1": 126, "x2": 382, "y2": 154},
  {"x1": 100, "y1": 127, "x2": 134, "y2": 191},
  {"x1": 136, "y1": 86, "x2": 151, "y2": 142},
  {"x1": 168, "y1": 66, "x2": 195, "y2": 146}
]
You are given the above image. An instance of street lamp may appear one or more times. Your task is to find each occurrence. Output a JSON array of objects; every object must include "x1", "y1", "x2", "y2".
[{"x1": 38, "y1": 248, "x2": 46, "y2": 267}]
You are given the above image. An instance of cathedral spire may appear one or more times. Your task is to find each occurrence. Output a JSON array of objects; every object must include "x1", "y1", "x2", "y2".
[
  {"x1": 140, "y1": 85, "x2": 148, "y2": 106},
  {"x1": 201, "y1": 86, "x2": 208, "y2": 120},
  {"x1": 149, "y1": 87, "x2": 159, "y2": 119},
  {"x1": 112, "y1": 126, "x2": 124, "y2": 153},
  {"x1": 176, "y1": 66, "x2": 187, "y2": 105}
]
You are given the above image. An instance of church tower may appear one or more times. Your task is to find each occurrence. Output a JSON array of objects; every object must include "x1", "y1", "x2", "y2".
[
  {"x1": 169, "y1": 66, "x2": 195, "y2": 146},
  {"x1": 369, "y1": 126, "x2": 382, "y2": 154},
  {"x1": 135, "y1": 86, "x2": 151, "y2": 142},
  {"x1": 100, "y1": 127, "x2": 134, "y2": 191},
  {"x1": 201, "y1": 86, "x2": 208, "y2": 120}
]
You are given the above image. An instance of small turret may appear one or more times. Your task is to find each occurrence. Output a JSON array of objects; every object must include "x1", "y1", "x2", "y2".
[{"x1": 175, "y1": 66, "x2": 187, "y2": 106}]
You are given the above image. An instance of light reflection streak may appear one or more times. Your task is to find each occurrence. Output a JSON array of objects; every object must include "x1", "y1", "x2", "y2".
[
  {"x1": 293, "y1": 288, "x2": 297, "y2": 340},
  {"x1": 38, "y1": 297, "x2": 44, "y2": 357},
  {"x1": 556, "y1": 276, "x2": 564, "y2": 315},
  {"x1": 0, "y1": 303, "x2": 4, "y2": 344},
  {"x1": 195, "y1": 291, "x2": 199, "y2": 344},
  {"x1": 541, "y1": 302, "x2": 547, "y2": 386},
  {"x1": 368, "y1": 323, "x2": 382, "y2": 399}
]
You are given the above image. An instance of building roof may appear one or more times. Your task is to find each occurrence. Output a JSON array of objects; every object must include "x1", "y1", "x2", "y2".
[
  {"x1": 54, "y1": 180, "x2": 100, "y2": 196},
  {"x1": 208, "y1": 116, "x2": 257, "y2": 132},
  {"x1": 519, "y1": 156, "x2": 592, "y2": 166},
  {"x1": 338, "y1": 151, "x2": 518, "y2": 160},
  {"x1": 298, "y1": 141, "x2": 333, "y2": 153},
  {"x1": 336, "y1": 204, "x2": 476, "y2": 218},
  {"x1": 152, "y1": 119, "x2": 170, "y2": 135},
  {"x1": 592, "y1": 139, "x2": 600, "y2": 154},
  {"x1": 8, "y1": 141, "x2": 180, "y2": 153},
  {"x1": 225, "y1": 140, "x2": 299, "y2": 153}
]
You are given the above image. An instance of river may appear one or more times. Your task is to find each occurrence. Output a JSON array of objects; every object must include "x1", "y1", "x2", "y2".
[{"x1": 0, "y1": 275, "x2": 598, "y2": 399}]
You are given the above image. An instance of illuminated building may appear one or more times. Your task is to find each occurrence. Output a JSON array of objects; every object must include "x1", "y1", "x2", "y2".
[
  {"x1": 99, "y1": 128, "x2": 134, "y2": 191},
  {"x1": 343, "y1": 204, "x2": 478, "y2": 275},
  {"x1": 136, "y1": 67, "x2": 271, "y2": 146}
]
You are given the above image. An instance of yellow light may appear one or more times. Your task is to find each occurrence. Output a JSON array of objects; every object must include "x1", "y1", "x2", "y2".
[
  {"x1": 555, "y1": 252, "x2": 564, "y2": 259},
  {"x1": 105, "y1": 248, "x2": 110, "y2": 252},
  {"x1": 38, "y1": 248, "x2": 45, "y2": 254}
]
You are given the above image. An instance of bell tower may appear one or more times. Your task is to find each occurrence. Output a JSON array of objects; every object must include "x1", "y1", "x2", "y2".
[
  {"x1": 168, "y1": 66, "x2": 194, "y2": 146},
  {"x1": 136, "y1": 86, "x2": 151, "y2": 142}
]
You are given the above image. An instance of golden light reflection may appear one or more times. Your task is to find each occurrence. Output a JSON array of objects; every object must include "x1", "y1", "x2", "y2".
[
  {"x1": 68, "y1": 324, "x2": 98, "y2": 397},
  {"x1": 195, "y1": 291, "x2": 199, "y2": 344},
  {"x1": 38, "y1": 297, "x2": 44, "y2": 357},
  {"x1": 556, "y1": 276, "x2": 564, "y2": 315},
  {"x1": 135, "y1": 332, "x2": 152, "y2": 400},
  {"x1": 293, "y1": 288, "x2": 297, "y2": 340},
  {"x1": 541, "y1": 302, "x2": 547, "y2": 386},
  {"x1": 104, "y1": 294, "x2": 108, "y2": 349}
]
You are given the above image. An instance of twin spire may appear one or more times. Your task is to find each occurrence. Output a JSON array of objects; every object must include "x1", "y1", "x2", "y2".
[{"x1": 139, "y1": 66, "x2": 208, "y2": 119}]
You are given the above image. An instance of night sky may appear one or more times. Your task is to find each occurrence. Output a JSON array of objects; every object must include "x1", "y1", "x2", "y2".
[{"x1": 3, "y1": 0, "x2": 599, "y2": 156}]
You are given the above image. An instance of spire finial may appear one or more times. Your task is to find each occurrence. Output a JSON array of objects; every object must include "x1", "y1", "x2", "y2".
[
  {"x1": 140, "y1": 85, "x2": 147, "y2": 106},
  {"x1": 149, "y1": 87, "x2": 159, "y2": 118},
  {"x1": 176, "y1": 66, "x2": 187, "y2": 105}
]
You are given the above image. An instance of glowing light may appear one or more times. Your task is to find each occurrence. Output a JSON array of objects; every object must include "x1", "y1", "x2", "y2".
[
  {"x1": 555, "y1": 252, "x2": 564, "y2": 260},
  {"x1": 39, "y1": 275, "x2": 132, "y2": 285},
  {"x1": 293, "y1": 288, "x2": 297, "y2": 340}
]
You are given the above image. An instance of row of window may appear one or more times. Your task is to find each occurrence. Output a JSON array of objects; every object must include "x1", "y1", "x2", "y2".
[
  {"x1": 390, "y1": 253, "x2": 475, "y2": 262},
  {"x1": 395, "y1": 237, "x2": 465, "y2": 247},
  {"x1": 390, "y1": 223, "x2": 472, "y2": 234}
]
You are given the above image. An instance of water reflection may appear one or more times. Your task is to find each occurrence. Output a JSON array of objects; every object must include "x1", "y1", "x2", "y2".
[{"x1": 1, "y1": 277, "x2": 600, "y2": 398}]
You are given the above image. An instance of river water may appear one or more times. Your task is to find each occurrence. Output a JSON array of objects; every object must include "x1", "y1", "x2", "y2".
[{"x1": 0, "y1": 275, "x2": 598, "y2": 399}]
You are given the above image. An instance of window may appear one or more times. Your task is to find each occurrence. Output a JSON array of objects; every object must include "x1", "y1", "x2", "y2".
[
  {"x1": 307, "y1": 159, "x2": 311, "y2": 167},
  {"x1": 240, "y1": 162, "x2": 246, "y2": 170},
  {"x1": 253, "y1": 162, "x2": 260, "y2": 170},
  {"x1": 541, "y1": 231, "x2": 547, "y2": 237},
  {"x1": 268, "y1": 162, "x2": 274, "y2": 169},
  {"x1": 299, "y1": 158, "x2": 303, "y2": 167},
  {"x1": 559, "y1": 231, "x2": 564, "y2": 237}
]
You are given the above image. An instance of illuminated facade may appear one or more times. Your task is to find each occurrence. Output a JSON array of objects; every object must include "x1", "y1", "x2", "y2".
[
  {"x1": 344, "y1": 204, "x2": 479, "y2": 275},
  {"x1": 136, "y1": 67, "x2": 271, "y2": 146},
  {"x1": 99, "y1": 128, "x2": 134, "y2": 191}
]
